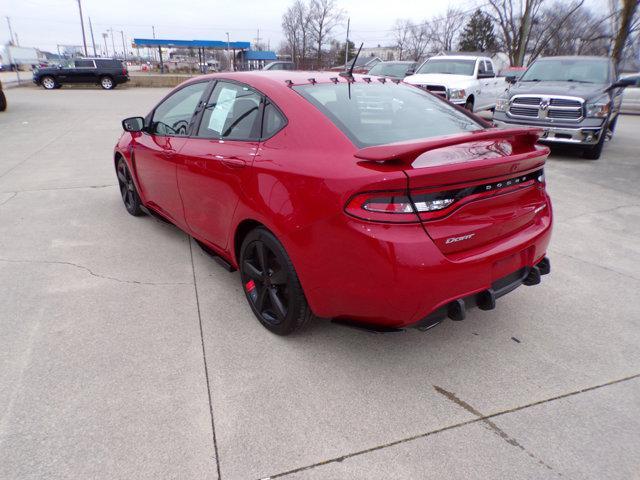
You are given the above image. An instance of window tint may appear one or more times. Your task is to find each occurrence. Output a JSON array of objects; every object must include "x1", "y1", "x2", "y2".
[
  {"x1": 294, "y1": 82, "x2": 481, "y2": 148},
  {"x1": 151, "y1": 82, "x2": 208, "y2": 136},
  {"x1": 74, "y1": 60, "x2": 95, "y2": 68},
  {"x1": 197, "y1": 82, "x2": 262, "y2": 140},
  {"x1": 262, "y1": 103, "x2": 286, "y2": 138}
]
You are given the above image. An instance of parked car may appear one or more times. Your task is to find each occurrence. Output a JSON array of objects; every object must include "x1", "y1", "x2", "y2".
[
  {"x1": 620, "y1": 72, "x2": 640, "y2": 114},
  {"x1": 404, "y1": 55, "x2": 504, "y2": 112},
  {"x1": 33, "y1": 58, "x2": 129, "y2": 90},
  {"x1": 0, "y1": 80, "x2": 6, "y2": 111},
  {"x1": 115, "y1": 71, "x2": 552, "y2": 335},
  {"x1": 366, "y1": 61, "x2": 417, "y2": 79},
  {"x1": 262, "y1": 61, "x2": 295, "y2": 71},
  {"x1": 498, "y1": 66, "x2": 526, "y2": 81},
  {"x1": 330, "y1": 56, "x2": 381, "y2": 74},
  {"x1": 493, "y1": 56, "x2": 640, "y2": 159}
]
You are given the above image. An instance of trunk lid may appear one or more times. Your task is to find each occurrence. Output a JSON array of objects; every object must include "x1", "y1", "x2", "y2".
[{"x1": 354, "y1": 128, "x2": 550, "y2": 254}]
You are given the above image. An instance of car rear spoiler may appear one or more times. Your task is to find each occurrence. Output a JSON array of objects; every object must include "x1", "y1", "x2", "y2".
[{"x1": 354, "y1": 127, "x2": 543, "y2": 164}]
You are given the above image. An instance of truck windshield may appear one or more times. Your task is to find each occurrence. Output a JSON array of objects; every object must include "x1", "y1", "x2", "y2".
[
  {"x1": 520, "y1": 58, "x2": 610, "y2": 84},
  {"x1": 294, "y1": 81, "x2": 482, "y2": 147},
  {"x1": 416, "y1": 59, "x2": 476, "y2": 76}
]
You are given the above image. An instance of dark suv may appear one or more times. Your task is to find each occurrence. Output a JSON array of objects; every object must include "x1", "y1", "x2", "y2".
[
  {"x1": 493, "y1": 56, "x2": 639, "y2": 159},
  {"x1": 33, "y1": 58, "x2": 129, "y2": 90}
]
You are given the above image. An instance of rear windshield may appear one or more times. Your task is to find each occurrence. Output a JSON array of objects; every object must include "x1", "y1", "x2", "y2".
[
  {"x1": 368, "y1": 63, "x2": 413, "y2": 77},
  {"x1": 416, "y1": 59, "x2": 476, "y2": 76},
  {"x1": 293, "y1": 82, "x2": 482, "y2": 147},
  {"x1": 520, "y1": 58, "x2": 610, "y2": 84}
]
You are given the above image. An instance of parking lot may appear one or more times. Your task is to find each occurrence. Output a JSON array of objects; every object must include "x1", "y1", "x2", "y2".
[{"x1": 1, "y1": 86, "x2": 639, "y2": 479}]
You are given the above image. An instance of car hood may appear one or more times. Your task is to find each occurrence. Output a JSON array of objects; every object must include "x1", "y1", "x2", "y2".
[
  {"x1": 508, "y1": 81, "x2": 608, "y2": 101},
  {"x1": 404, "y1": 73, "x2": 472, "y2": 88}
]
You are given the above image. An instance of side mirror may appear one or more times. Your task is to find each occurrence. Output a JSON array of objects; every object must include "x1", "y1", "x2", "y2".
[
  {"x1": 505, "y1": 75, "x2": 517, "y2": 84},
  {"x1": 405, "y1": 69, "x2": 415, "y2": 76},
  {"x1": 122, "y1": 116, "x2": 145, "y2": 132},
  {"x1": 607, "y1": 74, "x2": 640, "y2": 91}
]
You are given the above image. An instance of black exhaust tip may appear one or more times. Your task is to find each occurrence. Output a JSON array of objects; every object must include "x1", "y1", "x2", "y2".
[
  {"x1": 448, "y1": 299, "x2": 466, "y2": 321},
  {"x1": 523, "y1": 266, "x2": 541, "y2": 286},
  {"x1": 477, "y1": 288, "x2": 496, "y2": 311},
  {"x1": 537, "y1": 257, "x2": 551, "y2": 275}
]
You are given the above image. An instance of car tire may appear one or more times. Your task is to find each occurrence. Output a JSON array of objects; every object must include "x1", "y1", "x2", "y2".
[
  {"x1": 100, "y1": 76, "x2": 115, "y2": 90},
  {"x1": 116, "y1": 157, "x2": 144, "y2": 216},
  {"x1": 0, "y1": 90, "x2": 6, "y2": 111},
  {"x1": 240, "y1": 228, "x2": 313, "y2": 335},
  {"x1": 464, "y1": 98, "x2": 474, "y2": 111},
  {"x1": 582, "y1": 130, "x2": 606, "y2": 160},
  {"x1": 41, "y1": 76, "x2": 57, "y2": 90}
]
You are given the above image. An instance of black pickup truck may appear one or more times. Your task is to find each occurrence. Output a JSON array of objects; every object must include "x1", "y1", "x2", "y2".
[
  {"x1": 33, "y1": 58, "x2": 129, "y2": 90},
  {"x1": 493, "y1": 56, "x2": 639, "y2": 159}
]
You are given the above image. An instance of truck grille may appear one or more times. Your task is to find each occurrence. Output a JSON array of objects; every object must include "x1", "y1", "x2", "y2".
[
  {"x1": 423, "y1": 85, "x2": 447, "y2": 99},
  {"x1": 509, "y1": 95, "x2": 584, "y2": 122}
]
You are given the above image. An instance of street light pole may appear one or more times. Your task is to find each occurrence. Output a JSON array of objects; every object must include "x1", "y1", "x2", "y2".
[
  {"x1": 5, "y1": 16, "x2": 15, "y2": 45},
  {"x1": 76, "y1": 0, "x2": 88, "y2": 56},
  {"x1": 88, "y1": 16, "x2": 97, "y2": 57},
  {"x1": 226, "y1": 32, "x2": 232, "y2": 71},
  {"x1": 102, "y1": 33, "x2": 109, "y2": 57},
  {"x1": 120, "y1": 30, "x2": 127, "y2": 62},
  {"x1": 108, "y1": 28, "x2": 116, "y2": 58}
]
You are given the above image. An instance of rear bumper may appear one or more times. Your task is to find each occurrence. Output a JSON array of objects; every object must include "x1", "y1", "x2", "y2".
[
  {"x1": 287, "y1": 195, "x2": 553, "y2": 329},
  {"x1": 493, "y1": 115, "x2": 605, "y2": 146}
]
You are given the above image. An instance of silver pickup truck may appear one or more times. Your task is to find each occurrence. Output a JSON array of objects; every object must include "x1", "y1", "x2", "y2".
[{"x1": 493, "y1": 56, "x2": 640, "y2": 159}]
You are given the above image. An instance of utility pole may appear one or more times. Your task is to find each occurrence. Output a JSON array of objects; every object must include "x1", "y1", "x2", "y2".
[
  {"x1": 226, "y1": 32, "x2": 232, "y2": 71},
  {"x1": 76, "y1": 0, "x2": 88, "y2": 56},
  {"x1": 344, "y1": 17, "x2": 350, "y2": 70},
  {"x1": 256, "y1": 29, "x2": 261, "y2": 50},
  {"x1": 108, "y1": 28, "x2": 116, "y2": 58},
  {"x1": 152, "y1": 25, "x2": 157, "y2": 62},
  {"x1": 120, "y1": 30, "x2": 127, "y2": 62},
  {"x1": 102, "y1": 32, "x2": 109, "y2": 57},
  {"x1": 88, "y1": 17, "x2": 97, "y2": 57},
  {"x1": 5, "y1": 16, "x2": 15, "y2": 45},
  {"x1": 15, "y1": 33, "x2": 19, "y2": 46}
]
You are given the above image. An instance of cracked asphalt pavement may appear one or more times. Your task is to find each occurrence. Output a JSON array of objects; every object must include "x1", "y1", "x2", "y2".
[{"x1": 1, "y1": 87, "x2": 639, "y2": 480}]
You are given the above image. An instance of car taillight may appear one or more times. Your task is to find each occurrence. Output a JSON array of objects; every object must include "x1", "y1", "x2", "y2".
[
  {"x1": 345, "y1": 192, "x2": 418, "y2": 223},
  {"x1": 345, "y1": 169, "x2": 545, "y2": 224}
]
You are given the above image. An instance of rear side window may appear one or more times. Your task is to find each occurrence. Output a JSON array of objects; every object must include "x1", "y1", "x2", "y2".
[
  {"x1": 96, "y1": 59, "x2": 122, "y2": 68},
  {"x1": 74, "y1": 60, "x2": 95, "y2": 68},
  {"x1": 262, "y1": 103, "x2": 286, "y2": 138},
  {"x1": 197, "y1": 82, "x2": 262, "y2": 140},
  {"x1": 151, "y1": 82, "x2": 209, "y2": 136},
  {"x1": 294, "y1": 82, "x2": 481, "y2": 148}
]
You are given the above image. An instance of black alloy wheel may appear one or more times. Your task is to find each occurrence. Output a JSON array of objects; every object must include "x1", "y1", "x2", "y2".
[
  {"x1": 240, "y1": 228, "x2": 312, "y2": 335},
  {"x1": 116, "y1": 158, "x2": 144, "y2": 216}
]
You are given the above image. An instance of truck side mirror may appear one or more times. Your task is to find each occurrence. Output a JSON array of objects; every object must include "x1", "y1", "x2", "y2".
[
  {"x1": 606, "y1": 74, "x2": 640, "y2": 91},
  {"x1": 505, "y1": 75, "x2": 517, "y2": 84}
]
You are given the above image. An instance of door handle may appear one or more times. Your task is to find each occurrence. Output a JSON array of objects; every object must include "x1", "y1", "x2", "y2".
[{"x1": 221, "y1": 157, "x2": 246, "y2": 168}]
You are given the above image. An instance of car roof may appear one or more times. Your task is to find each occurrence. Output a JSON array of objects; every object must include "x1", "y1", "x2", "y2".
[
  {"x1": 534, "y1": 55, "x2": 610, "y2": 61},
  {"x1": 188, "y1": 70, "x2": 384, "y2": 88},
  {"x1": 430, "y1": 55, "x2": 486, "y2": 61},
  {"x1": 374, "y1": 61, "x2": 415, "y2": 65}
]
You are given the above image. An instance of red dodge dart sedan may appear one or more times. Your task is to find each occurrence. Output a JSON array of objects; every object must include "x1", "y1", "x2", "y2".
[{"x1": 114, "y1": 71, "x2": 552, "y2": 335}]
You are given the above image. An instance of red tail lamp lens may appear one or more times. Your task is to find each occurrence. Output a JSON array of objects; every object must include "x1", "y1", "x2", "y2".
[{"x1": 345, "y1": 192, "x2": 419, "y2": 223}]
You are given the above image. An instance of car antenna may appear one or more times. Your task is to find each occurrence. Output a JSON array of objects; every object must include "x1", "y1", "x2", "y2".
[{"x1": 339, "y1": 42, "x2": 363, "y2": 82}]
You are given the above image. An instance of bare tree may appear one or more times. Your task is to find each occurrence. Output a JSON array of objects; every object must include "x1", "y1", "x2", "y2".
[
  {"x1": 611, "y1": 0, "x2": 639, "y2": 71},
  {"x1": 430, "y1": 7, "x2": 466, "y2": 52},
  {"x1": 486, "y1": 0, "x2": 546, "y2": 66},
  {"x1": 407, "y1": 21, "x2": 431, "y2": 61},
  {"x1": 282, "y1": 0, "x2": 314, "y2": 68},
  {"x1": 393, "y1": 19, "x2": 412, "y2": 60},
  {"x1": 309, "y1": 0, "x2": 345, "y2": 67}
]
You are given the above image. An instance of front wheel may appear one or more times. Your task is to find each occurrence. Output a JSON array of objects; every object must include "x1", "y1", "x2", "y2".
[
  {"x1": 0, "y1": 90, "x2": 6, "y2": 111},
  {"x1": 116, "y1": 157, "x2": 144, "y2": 216},
  {"x1": 464, "y1": 98, "x2": 474, "y2": 111},
  {"x1": 240, "y1": 228, "x2": 312, "y2": 335}
]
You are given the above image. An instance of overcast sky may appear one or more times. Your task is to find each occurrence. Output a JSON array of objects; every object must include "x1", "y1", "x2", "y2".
[{"x1": 2, "y1": 0, "x2": 606, "y2": 54}]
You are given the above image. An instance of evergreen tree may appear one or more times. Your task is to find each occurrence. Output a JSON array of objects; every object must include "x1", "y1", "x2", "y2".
[
  {"x1": 335, "y1": 40, "x2": 355, "y2": 66},
  {"x1": 458, "y1": 9, "x2": 497, "y2": 53}
]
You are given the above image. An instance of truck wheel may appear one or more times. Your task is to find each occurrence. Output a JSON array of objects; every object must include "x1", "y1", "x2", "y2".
[
  {"x1": 41, "y1": 76, "x2": 57, "y2": 90},
  {"x1": 0, "y1": 90, "x2": 6, "y2": 112},
  {"x1": 582, "y1": 131, "x2": 606, "y2": 160},
  {"x1": 100, "y1": 76, "x2": 115, "y2": 90},
  {"x1": 464, "y1": 98, "x2": 474, "y2": 111}
]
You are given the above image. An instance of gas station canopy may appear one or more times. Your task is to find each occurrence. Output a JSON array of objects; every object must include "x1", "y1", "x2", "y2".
[{"x1": 132, "y1": 39, "x2": 251, "y2": 50}]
